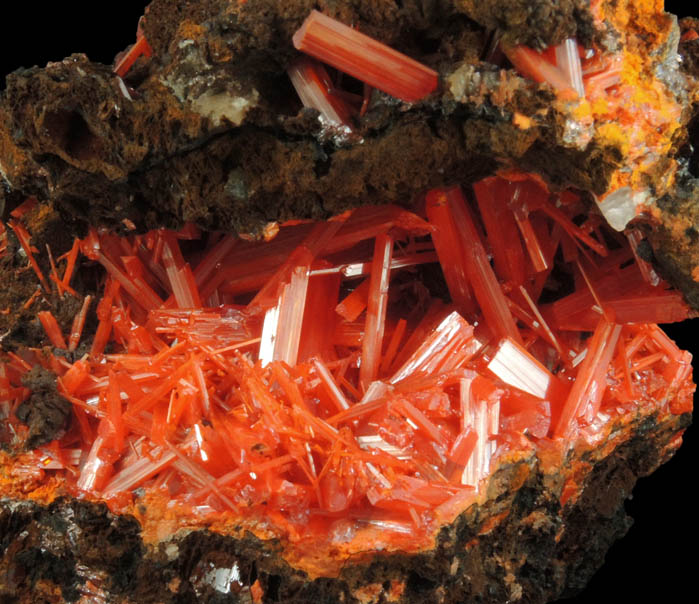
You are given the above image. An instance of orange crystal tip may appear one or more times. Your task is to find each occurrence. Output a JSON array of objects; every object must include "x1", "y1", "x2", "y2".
[{"x1": 115, "y1": 35, "x2": 153, "y2": 78}]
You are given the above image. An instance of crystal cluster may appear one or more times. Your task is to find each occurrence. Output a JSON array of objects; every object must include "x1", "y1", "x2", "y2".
[
  {"x1": 0, "y1": 2, "x2": 697, "y2": 602},
  {"x1": 0, "y1": 173, "x2": 693, "y2": 565}
]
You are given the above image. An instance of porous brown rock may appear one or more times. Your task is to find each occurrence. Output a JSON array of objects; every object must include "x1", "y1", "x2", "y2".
[{"x1": 0, "y1": 1, "x2": 662, "y2": 232}]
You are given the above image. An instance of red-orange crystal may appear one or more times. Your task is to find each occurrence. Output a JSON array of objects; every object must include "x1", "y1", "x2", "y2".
[
  {"x1": 293, "y1": 10, "x2": 439, "y2": 103},
  {"x1": 115, "y1": 35, "x2": 153, "y2": 78},
  {"x1": 0, "y1": 173, "x2": 694, "y2": 556},
  {"x1": 288, "y1": 58, "x2": 354, "y2": 127}
]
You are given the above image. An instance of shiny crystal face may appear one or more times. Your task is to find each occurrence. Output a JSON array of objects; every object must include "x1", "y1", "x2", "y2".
[{"x1": 0, "y1": 175, "x2": 693, "y2": 556}]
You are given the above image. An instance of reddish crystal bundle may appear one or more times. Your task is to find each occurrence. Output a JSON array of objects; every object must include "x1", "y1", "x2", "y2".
[
  {"x1": 293, "y1": 10, "x2": 438, "y2": 104},
  {"x1": 0, "y1": 174, "x2": 693, "y2": 553},
  {"x1": 502, "y1": 37, "x2": 621, "y2": 101}
]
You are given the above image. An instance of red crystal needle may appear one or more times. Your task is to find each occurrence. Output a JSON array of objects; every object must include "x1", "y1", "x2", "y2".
[
  {"x1": 429, "y1": 186, "x2": 522, "y2": 345},
  {"x1": 553, "y1": 318, "x2": 622, "y2": 438},
  {"x1": 8, "y1": 220, "x2": 51, "y2": 292},
  {"x1": 293, "y1": 10, "x2": 438, "y2": 103},
  {"x1": 360, "y1": 234, "x2": 393, "y2": 389},
  {"x1": 473, "y1": 178, "x2": 527, "y2": 287},
  {"x1": 38, "y1": 311, "x2": 68, "y2": 350},
  {"x1": 68, "y1": 295, "x2": 93, "y2": 352},
  {"x1": 503, "y1": 45, "x2": 577, "y2": 98},
  {"x1": 426, "y1": 191, "x2": 477, "y2": 317},
  {"x1": 336, "y1": 278, "x2": 370, "y2": 321},
  {"x1": 115, "y1": 36, "x2": 153, "y2": 78},
  {"x1": 2, "y1": 181, "x2": 694, "y2": 543}
]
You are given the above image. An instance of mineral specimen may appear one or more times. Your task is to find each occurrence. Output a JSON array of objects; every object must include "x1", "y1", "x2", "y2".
[{"x1": 0, "y1": 1, "x2": 697, "y2": 603}]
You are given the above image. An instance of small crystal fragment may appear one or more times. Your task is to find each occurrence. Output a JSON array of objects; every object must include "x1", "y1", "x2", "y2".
[
  {"x1": 487, "y1": 337, "x2": 555, "y2": 399},
  {"x1": 38, "y1": 311, "x2": 68, "y2": 350},
  {"x1": 288, "y1": 58, "x2": 353, "y2": 127},
  {"x1": 115, "y1": 36, "x2": 153, "y2": 78},
  {"x1": 597, "y1": 187, "x2": 649, "y2": 232},
  {"x1": 503, "y1": 45, "x2": 577, "y2": 97},
  {"x1": 554, "y1": 318, "x2": 622, "y2": 438}
]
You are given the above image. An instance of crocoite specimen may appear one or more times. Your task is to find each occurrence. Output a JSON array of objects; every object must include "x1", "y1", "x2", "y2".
[
  {"x1": 0, "y1": 175, "x2": 694, "y2": 601},
  {"x1": 0, "y1": 1, "x2": 697, "y2": 603}
]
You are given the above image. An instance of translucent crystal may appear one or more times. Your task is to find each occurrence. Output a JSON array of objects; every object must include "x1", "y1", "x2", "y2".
[
  {"x1": 360, "y1": 234, "x2": 393, "y2": 389},
  {"x1": 555, "y1": 38, "x2": 585, "y2": 97},
  {"x1": 115, "y1": 35, "x2": 153, "y2": 78},
  {"x1": 1, "y1": 169, "x2": 693, "y2": 551},
  {"x1": 293, "y1": 10, "x2": 438, "y2": 103},
  {"x1": 487, "y1": 337, "x2": 555, "y2": 399},
  {"x1": 504, "y1": 45, "x2": 577, "y2": 97},
  {"x1": 38, "y1": 311, "x2": 68, "y2": 350},
  {"x1": 390, "y1": 311, "x2": 476, "y2": 384},
  {"x1": 288, "y1": 58, "x2": 352, "y2": 127},
  {"x1": 597, "y1": 187, "x2": 649, "y2": 231},
  {"x1": 554, "y1": 319, "x2": 622, "y2": 438}
]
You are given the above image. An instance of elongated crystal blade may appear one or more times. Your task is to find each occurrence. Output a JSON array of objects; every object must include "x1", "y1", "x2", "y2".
[
  {"x1": 115, "y1": 35, "x2": 153, "y2": 78},
  {"x1": 288, "y1": 58, "x2": 353, "y2": 126},
  {"x1": 426, "y1": 190, "x2": 477, "y2": 316},
  {"x1": 473, "y1": 179, "x2": 527, "y2": 287},
  {"x1": 554, "y1": 319, "x2": 622, "y2": 438},
  {"x1": 555, "y1": 38, "x2": 585, "y2": 97},
  {"x1": 360, "y1": 234, "x2": 393, "y2": 389},
  {"x1": 273, "y1": 262, "x2": 311, "y2": 366},
  {"x1": 38, "y1": 311, "x2": 68, "y2": 350},
  {"x1": 259, "y1": 300, "x2": 281, "y2": 367},
  {"x1": 439, "y1": 186, "x2": 523, "y2": 345},
  {"x1": 390, "y1": 311, "x2": 476, "y2": 384},
  {"x1": 293, "y1": 10, "x2": 438, "y2": 103},
  {"x1": 102, "y1": 448, "x2": 176, "y2": 497},
  {"x1": 504, "y1": 45, "x2": 577, "y2": 97}
]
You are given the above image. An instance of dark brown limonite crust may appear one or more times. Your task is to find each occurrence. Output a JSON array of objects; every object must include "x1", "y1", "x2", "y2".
[
  {"x1": 0, "y1": 2, "x2": 648, "y2": 233},
  {"x1": 0, "y1": 2, "x2": 696, "y2": 603},
  {"x1": 648, "y1": 17, "x2": 699, "y2": 309}
]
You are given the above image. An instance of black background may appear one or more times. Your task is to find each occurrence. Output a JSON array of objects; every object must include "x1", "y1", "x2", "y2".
[{"x1": 0, "y1": 2, "x2": 696, "y2": 603}]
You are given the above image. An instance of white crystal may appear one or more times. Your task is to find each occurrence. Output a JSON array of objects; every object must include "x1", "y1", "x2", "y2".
[
  {"x1": 258, "y1": 301, "x2": 281, "y2": 367},
  {"x1": 190, "y1": 90, "x2": 259, "y2": 127},
  {"x1": 207, "y1": 563, "x2": 242, "y2": 594},
  {"x1": 487, "y1": 338, "x2": 552, "y2": 399},
  {"x1": 597, "y1": 187, "x2": 650, "y2": 231},
  {"x1": 555, "y1": 38, "x2": 585, "y2": 97}
]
